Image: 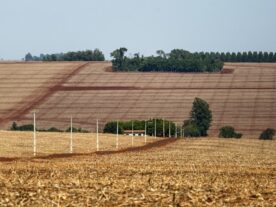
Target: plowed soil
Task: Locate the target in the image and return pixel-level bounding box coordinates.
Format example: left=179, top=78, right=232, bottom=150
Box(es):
left=0, top=62, right=275, bottom=137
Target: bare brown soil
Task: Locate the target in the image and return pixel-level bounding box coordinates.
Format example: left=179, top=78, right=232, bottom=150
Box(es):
left=0, top=62, right=275, bottom=137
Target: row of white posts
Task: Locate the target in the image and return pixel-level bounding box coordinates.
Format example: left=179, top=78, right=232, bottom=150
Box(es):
left=32, top=112, right=184, bottom=156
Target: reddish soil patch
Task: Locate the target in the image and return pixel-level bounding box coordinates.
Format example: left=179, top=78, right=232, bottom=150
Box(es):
left=221, top=68, right=234, bottom=74
left=0, top=62, right=90, bottom=124
left=96, top=138, right=178, bottom=155
left=0, top=138, right=177, bottom=162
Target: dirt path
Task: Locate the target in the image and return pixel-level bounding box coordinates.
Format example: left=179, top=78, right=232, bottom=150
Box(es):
left=0, top=62, right=90, bottom=125
left=0, top=138, right=177, bottom=162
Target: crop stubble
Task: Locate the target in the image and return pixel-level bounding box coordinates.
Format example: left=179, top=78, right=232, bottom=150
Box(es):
left=0, top=138, right=275, bottom=206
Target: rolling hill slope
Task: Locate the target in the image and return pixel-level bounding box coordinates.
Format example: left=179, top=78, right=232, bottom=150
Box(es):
left=0, top=62, right=275, bottom=137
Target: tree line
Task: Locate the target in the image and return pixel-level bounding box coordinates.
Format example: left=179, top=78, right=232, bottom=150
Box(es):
left=218, top=51, right=276, bottom=62
left=24, top=49, right=105, bottom=61
left=103, top=119, right=177, bottom=137
left=111, top=48, right=276, bottom=73
left=111, top=48, right=224, bottom=73
left=103, top=97, right=275, bottom=140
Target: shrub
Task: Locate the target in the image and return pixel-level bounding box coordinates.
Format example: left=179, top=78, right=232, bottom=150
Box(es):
left=103, top=122, right=124, bottom=134
left=259, top=128, right=275, bottom=140
left=65, top=127, right=89, bottom=133
left=219, top=126, right=242, bottom=139
left=10, top=122, right=18, bottom=131
left=183, top=124, right=201, bottom=137
left=47, top=127, right=63, bottom=132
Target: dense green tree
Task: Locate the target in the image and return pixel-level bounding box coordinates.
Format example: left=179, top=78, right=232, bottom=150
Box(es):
left=242, top=52, right=248, bottom=62
left=111, top=48, right=128, bottom=70
left=263, top=52, right=269, bottom=62
left=219, top=126, right=242, bottom=138
left=225, top=52, right=231, bottom=62
left=237, top=52, right=242, bottom=62
left=103, top=119, right=176, bottom=137
left=252, top=51, right=258, bottom=62
left=182, top=98, right=212, bottom=137
left=268, top=52, right=274, bottom=62
left=258, top=52, right=264, bottom=62
left=24, top=49, right=105, bottom=62
left=188, top=98, right=212, bottom=136
left=259, top=128, right=275, bottom=140
left=103, top=121, right=124, bottom=134
left=10, top=122, right=18, bottom=130
left=247, top=51, right=253, bottom=62
left=273, top=52, right=276, bottom=62
left=25, top=53, right=33, bottom=61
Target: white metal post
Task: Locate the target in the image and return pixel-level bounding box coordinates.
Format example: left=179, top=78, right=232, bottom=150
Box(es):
left=154, top=119, right=157, bottom=139
left=116, top=120, right=119, bottom=150
left=70, top=117, right=73, bottom=153
left=96, top=119, right=99, bottom=151
left=145, top=120, right=147, bottom=144
left=33, top=112, right=36, bottom=156
left=131, top=120, right=134, bottom=146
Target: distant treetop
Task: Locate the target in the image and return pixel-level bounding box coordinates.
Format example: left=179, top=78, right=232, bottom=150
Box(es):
left=24, top=49, right=105, bottom=61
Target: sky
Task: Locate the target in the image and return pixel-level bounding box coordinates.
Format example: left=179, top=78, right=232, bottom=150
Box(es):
left=0, top=0, right=276, bottom=60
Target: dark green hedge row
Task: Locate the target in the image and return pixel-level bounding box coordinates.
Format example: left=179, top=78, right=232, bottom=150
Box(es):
left=25, top=49, right=105, bottom=61
left=111, top=48, right=223, bottom=73
left=103, top=119, right=177, bottom=137
left=10, top=122, right=89, bottom=133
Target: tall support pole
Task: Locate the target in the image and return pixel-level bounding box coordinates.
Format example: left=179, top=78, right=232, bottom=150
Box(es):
left=96, top=119, right=99, bottom=151
left=169, top=121, right=171, bottom=138
left=175, top=123, right=178, bottom=139
left=145, top=120, right=147, bottom=144
left=163, top=118, right=165, bottom=138
left=116, top=120, right=119, bottom=150
left=154, top=119, right=157, bottom=139
left=33, top=112, right=36, bottom=156
left=180, top=126, right=183, bottom=138
left=131, top=120, right=134, bottom=146
left=70, top=116, right=73, bottom=153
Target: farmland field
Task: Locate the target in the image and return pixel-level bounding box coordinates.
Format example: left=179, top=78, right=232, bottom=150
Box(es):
left=0, top=130, right=156, bottom=158
left=0, top=62, right=275, bottom=137
left=0, top=137, right=275, bottom=206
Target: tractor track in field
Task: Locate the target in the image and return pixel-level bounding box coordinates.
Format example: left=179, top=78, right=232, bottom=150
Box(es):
left=0, top=62, right=90, bottom=125
left=0, top=138, right=177, bottom=162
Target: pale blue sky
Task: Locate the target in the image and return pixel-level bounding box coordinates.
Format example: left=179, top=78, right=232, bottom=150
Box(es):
left=0, top=0, right=276, bottom=60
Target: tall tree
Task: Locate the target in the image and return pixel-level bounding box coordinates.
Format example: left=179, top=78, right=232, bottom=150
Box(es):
left=110, top=47, right=128, bottom=70
left=189, top=97, right=212, bottom=136
left=25, top=53, right=33, bottom=61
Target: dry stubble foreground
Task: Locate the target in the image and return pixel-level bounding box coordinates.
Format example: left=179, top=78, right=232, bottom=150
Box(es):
left=0, top=138, right=275, bottom=206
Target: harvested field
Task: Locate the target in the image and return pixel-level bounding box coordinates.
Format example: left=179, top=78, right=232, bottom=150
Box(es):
left=0, top=131, right=156, bottom=158
left=0, top=138, right=275, bottom=206
left=0, top=62, right=275, bottom=137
